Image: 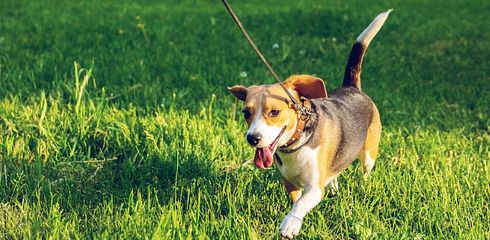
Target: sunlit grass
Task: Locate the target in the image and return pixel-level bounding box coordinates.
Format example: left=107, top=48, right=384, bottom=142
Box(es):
left=0, top=0, right=489, bottom=239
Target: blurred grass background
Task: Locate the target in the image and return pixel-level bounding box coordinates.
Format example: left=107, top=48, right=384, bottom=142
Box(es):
left=0, top=0, right=488, bottom=239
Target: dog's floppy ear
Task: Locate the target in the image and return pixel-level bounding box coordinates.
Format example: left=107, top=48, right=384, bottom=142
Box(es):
left=228, top=85, right=248, bottom=101
left=285, top=75, right=327, bottom=99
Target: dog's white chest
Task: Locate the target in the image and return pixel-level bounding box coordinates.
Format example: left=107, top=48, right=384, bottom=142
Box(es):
left=276, top=146, right=320, bottom=188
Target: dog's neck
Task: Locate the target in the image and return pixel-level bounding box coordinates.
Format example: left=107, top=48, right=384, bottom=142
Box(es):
left=278, top=102, right=318, bottom=154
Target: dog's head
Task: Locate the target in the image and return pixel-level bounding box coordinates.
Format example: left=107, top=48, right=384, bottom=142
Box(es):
left=228, top=75, right=327, bottom=168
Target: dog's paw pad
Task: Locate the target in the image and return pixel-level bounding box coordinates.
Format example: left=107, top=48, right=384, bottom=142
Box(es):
left=280, top=215, right=302, bottom=239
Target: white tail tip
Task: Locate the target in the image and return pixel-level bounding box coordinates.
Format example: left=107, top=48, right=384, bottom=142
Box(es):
left=356, top=9, right=393, bottom=46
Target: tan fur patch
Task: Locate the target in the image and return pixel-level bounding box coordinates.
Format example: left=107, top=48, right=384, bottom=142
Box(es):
left=315, top=119, right=341, bottom=196
left=359, top=103, right=381, bottom=173
left=283, top=177, right=302, bottom=203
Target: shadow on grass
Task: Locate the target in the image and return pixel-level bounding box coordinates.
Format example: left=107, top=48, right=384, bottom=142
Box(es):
left=0, top=148, right=219, bottom=211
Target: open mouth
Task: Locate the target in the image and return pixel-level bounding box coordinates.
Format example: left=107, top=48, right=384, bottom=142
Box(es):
left=253, top=126, right=286, bottom=169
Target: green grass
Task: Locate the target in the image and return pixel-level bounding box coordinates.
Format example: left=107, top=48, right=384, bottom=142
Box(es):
left=0, top=0, right=489, bottom=239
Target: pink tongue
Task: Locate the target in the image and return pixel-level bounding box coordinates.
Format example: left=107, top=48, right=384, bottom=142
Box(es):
left=254, top=147, right=273, bottom=169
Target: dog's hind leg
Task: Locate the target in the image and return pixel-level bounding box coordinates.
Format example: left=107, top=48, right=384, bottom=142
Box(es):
left=359, top=104, right=381, bottom=179
left=326, top=177, right=339, bottom=197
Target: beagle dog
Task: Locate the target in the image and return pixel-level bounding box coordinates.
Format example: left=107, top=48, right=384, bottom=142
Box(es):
left=229, top=10, right=391, bottom=239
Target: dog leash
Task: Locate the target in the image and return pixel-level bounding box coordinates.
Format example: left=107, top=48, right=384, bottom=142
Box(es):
left=221, top=0, right=311, bottom=117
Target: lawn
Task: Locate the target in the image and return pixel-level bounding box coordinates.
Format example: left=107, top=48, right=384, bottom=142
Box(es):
left=0, top=0, right=488, bottom=239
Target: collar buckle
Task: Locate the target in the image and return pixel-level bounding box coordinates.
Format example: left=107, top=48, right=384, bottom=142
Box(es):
left=282, top=97, right=312, bottom=148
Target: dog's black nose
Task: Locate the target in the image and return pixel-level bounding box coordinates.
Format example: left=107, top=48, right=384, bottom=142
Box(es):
left=247, top=133, right=262, bottom=146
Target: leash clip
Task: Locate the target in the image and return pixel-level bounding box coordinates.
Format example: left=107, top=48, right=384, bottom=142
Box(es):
left=299, top=110, right=310, bottom=121
left=298, top=97, right=312, bottom=120
left=287, top=97, right=312, bottom=118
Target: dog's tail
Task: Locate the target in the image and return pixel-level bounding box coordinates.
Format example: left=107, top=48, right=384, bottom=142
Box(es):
left=343, top=10, right=392, bottom=90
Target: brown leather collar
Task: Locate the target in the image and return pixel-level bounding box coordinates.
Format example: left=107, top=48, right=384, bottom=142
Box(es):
left=282, top=98, right=311, bottom=148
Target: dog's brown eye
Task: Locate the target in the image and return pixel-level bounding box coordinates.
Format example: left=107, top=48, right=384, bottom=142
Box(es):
left=269, top=110, right=280, bottom=117
left=242, top=109, right=251, bottom=119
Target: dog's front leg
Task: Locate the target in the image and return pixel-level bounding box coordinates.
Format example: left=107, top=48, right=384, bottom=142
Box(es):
left=279, top=185, right=323, bottom=239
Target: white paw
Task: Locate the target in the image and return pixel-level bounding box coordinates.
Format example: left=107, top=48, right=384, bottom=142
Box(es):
left=279, top=215, right=302, bottom=239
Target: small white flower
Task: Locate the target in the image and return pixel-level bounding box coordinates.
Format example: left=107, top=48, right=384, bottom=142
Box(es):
left=240, top=71, right=247, bottom=78
left=272, top=43, right=280, bottom=49
left=332, top=37, right=337, bottom=42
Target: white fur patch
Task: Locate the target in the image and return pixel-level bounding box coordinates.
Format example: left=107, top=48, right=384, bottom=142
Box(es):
left=280, top=214, right=302, bottom=239
left=362, top=150, right=375, bottom=178
left=280, top=186, right=323, bottom=238
left=356, top=9, right=392, bottom=46
left=277, top=146, right=320, bottom=188
left=288, top=186, right=323, bottom=219
left=247, top=116, right=282, bottom=148
left=326, top=177, right=339, bottom=191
